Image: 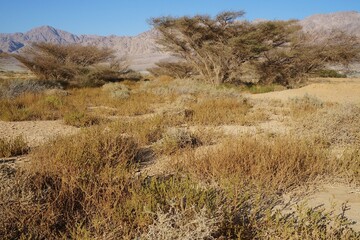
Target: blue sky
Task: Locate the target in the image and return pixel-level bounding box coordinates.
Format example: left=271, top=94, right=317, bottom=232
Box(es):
left=1, top=0, right=359, bottom=36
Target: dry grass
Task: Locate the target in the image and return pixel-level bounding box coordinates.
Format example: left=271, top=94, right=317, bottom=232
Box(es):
left=177, top=135, right=330, bottom=192
left=0, top=93, right=64, bottom=121
left=111, top=113, right=187, bottom=146
left=63, top=111, right=106, bottom=127
left=0, top=78, right=55, bottom=98
left=0, top=85, right=160, bottom=122
left=295, top=104, right=360, bottom=146
left=289, top=94, right=324, bottom=119
left=0, top=128, right=222, bottom=239
left=188, top=97, right=252, bottom=126
left=336, top=148, right=360, bottom=184
left=0, top=136, right=29, bottom=158
left=0, top=127, right=141, bottom=239
left=1, top=75, right=360, bottom=238
left=153, top=128, right=201, bottom=155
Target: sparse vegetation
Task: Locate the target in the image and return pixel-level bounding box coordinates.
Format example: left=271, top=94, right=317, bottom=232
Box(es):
left=63, top=111, right=104, bottom=127
left=295, top=104, right=360, bottom=145
left=0, top=79, right=57, bottom=98
left=154, top=128, right=200, bottom=155
left=0, top=136, right=29, bottom=158
left=289, top=94, right=324, bottom=119
left=1, top=9, right=360, bottom=240
left=188, top=97, right=252, bottom=125
left=177, top=135, right=329, bottom=192
left=13, top=43, right=128, bottom=86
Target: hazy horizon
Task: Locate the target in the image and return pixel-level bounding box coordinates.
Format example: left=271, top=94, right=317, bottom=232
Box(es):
left=0, top=0, right=360, bottom=36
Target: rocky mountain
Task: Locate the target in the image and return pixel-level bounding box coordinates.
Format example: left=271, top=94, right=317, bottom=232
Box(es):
left=0, top=25, right=172, bottom=71
left=300, top=11, right=360, bottom=37
left=0, top=11, right=359, bottom=71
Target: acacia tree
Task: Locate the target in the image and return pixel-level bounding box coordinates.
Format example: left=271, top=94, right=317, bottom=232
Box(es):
left=14, top=43, right=127, bottom=84
left=256, top=30, right=360, bottom=85
left=148, top=61, right=194, bottom=79
left=150, top=11, right=360, bottom=85
left=150, top=11, right=245, bottom=84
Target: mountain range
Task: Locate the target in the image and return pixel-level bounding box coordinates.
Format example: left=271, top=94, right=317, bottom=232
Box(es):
left=0, top=11, right=359, bottom=71
left=0, top=26, right=172, bottom=71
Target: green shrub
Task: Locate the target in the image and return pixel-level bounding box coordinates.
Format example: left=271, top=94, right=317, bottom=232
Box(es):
left=316, top=69, right=347, bottom=78
left=245, top=84, right=284, bottom=94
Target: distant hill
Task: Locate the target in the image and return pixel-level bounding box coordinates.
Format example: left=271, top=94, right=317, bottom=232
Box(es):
left=0, top=26, right=173, bottom=71
left=300, top=11, right=360, bottom=37
left=0, top=11, right=359, bottom=72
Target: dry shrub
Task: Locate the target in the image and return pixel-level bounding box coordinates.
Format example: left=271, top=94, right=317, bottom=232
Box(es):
left=0, top=136, right=29, bottom=158
left=253, top=203, right=358, bottom=239
left=0, top=79, right=56, bottom=98
left=0, top=128, right=140, bottom=239
left=0, top=85, right=159, bottom=122
left=140, top=179, right=358, bottom=239
left=142, top=206, right=221, bottom=240
left=114, top=93, right=156, bottom=116
left=102, top=82, right=130, bottom=99
left=63, top=111, right=105, bottom=127
left=296, top=104, right=360, bottom=146
left=66, top=87, right=157, bottom=117
left=112, top=113, right=187, bottom=146
left=0, top=131, right=222, bottom=239
left=289, top=94, right=324, bottom=119
left=337, top=148, right=360, bottom=184
left=148, top=61, right=194, bottom=79
left=179, top=135, right=329, bottom=192
left=13, top=43, right=127, bottom=85
left=0, top=93, right=64, bottom=121
left=1, top=128, right=358, bottom=238
left=188, top=97, right=252, bottom=125
left=154, top=128, right=200, bottom=155
left=138, top=77, right=240, bottom=99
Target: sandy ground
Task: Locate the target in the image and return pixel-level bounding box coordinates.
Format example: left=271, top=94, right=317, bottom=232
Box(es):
left=249, top=78, right=360, bottom=230
left=250, top=78, right=360, bottom=104
left=0, top=120, right=79, bottom=148
left=305, top=184, right=360, bottom=231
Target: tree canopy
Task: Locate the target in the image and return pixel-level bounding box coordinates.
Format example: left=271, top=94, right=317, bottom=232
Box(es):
left=149, top=11, right=360, bottom=85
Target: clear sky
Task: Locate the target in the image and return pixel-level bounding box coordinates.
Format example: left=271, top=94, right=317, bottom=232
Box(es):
left=1, top=0, right=359, bottom=36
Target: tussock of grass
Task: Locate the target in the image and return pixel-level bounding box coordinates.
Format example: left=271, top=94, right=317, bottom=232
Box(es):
left=289, top=94, right=324, bottom=119
left=111, top=113, right=188, bottom=146
left=1, top=129, right=359, bottom=238
left=0, top=93, right=64, bottom=121
left=138, top=77, right=241, bottom=99
left=0, top=128, right=221, bottom=238
left=337, top=148, right=360, bottom=184
left=63, top=111, right=105, bottom=127
left=0, top=136, right=29, bottom=158
left=1, top=128, right=140, bottom=239
left=153, top=128, right=200, bottom=155
left=178, top=135, right=329, bottom=192
left=297, top=104, right=360, bottom=146
left=188, top=97, right=252, bottom=125
left=0, top=85, right=159, bottom=122
left=0, top=79, right=54, bottom=98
